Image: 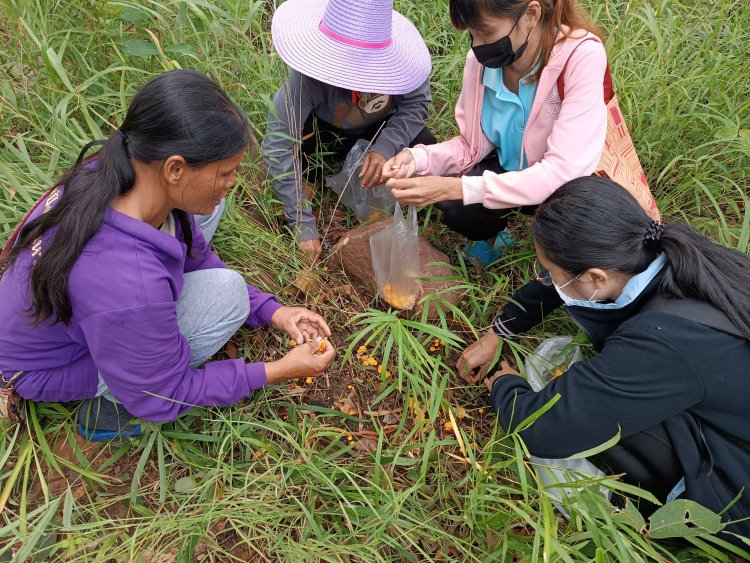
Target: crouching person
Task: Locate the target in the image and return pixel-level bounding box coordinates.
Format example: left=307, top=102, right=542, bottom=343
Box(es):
left=459, top=177, right=750, bottom=545
left=0, top=70, right=335, bottom=440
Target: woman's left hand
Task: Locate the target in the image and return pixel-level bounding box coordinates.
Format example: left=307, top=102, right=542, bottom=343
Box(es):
left=271, top=306, right=332, bottom=343
left=386, top=176, right=463, bottom=206
left=484, top=360, right=520, bottom=391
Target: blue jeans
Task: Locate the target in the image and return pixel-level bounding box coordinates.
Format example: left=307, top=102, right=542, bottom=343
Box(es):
left=97, top=200, right=248, bottom=399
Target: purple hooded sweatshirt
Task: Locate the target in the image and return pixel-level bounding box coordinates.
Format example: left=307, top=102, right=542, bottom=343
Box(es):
left=0, top=187, right=283, bottom=421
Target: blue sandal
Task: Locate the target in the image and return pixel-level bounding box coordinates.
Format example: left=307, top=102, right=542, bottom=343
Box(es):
left=463, top=231, right=515, bottom=267
left=77, top=397, right=141, bottom=441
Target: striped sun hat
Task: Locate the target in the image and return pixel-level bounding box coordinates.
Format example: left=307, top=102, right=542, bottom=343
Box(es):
left=271, top=0, right=432, bottom=95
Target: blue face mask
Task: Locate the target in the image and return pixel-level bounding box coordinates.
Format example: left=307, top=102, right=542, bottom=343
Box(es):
left=555, top=254, right=668, bottom=310
left=553, top=274, right=601, bottom=305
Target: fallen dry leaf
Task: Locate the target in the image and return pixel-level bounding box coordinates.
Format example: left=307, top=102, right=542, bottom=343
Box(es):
left=286, top=386, right=307, bottom=398
left=355, top=436, right=379, bottom=454
left=363, top=408, right=403, bottom=418
left=225, top=341, right=239, bottom=359
left=382, top=412, right=400, bottom=425
left=292, top=270, right=319, bottom=295
left=333, top=396, right=358, bottom=416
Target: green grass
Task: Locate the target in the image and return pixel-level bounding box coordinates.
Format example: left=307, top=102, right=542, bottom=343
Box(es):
left=1, top=0, right=749, bottom=560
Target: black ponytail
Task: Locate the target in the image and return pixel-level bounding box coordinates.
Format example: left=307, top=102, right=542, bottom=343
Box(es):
left=657, top=223, right=750, bottom=338
left=532, top=176, right=750, bottom=339
left=1, top=69, right=249, bottom=325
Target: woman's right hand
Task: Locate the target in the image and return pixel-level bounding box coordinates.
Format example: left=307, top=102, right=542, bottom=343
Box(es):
left=381, top=150, right=417, bottom=181
left=456, top=331, right=500, bottom=384
left=265, top=338, right=336, bottom=384
left=299, top=237, right=323, bottom=263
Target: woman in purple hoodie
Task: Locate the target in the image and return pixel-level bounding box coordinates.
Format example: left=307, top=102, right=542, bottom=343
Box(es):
left=0, top=70, right=336, bottom=440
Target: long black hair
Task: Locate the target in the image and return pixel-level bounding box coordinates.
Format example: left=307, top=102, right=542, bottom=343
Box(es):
left=532, top=176, right=750, bottom=339
left=1, top=69, right=250, bottom=325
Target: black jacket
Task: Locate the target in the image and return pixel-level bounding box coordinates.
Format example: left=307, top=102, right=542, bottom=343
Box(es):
left=490, top=274, right=750, bottom=541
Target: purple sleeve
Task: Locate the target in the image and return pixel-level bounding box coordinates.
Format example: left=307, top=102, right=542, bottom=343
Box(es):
left=183, top=214, right=283, bottom=329
left=78, top=303, right=268, bottom=422
left=246, top=286, right=283, bottom=329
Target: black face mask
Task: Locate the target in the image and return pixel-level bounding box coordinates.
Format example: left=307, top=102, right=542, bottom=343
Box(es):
left=471, top=15, right=531, bottom=69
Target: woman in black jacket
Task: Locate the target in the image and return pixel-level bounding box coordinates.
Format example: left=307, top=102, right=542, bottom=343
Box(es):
left=458, top=176, right=750, bottom=544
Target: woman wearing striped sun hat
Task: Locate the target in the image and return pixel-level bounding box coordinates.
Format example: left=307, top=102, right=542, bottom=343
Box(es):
left=261, top=0, right=435, bottom=260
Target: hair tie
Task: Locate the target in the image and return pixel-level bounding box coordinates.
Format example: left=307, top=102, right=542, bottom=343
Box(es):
left=644, top=220, right=664, bottom=245
left=116, top=128, right=129, bottom=143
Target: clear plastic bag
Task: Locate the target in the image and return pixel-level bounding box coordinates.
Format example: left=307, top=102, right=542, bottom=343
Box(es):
left=370, top=202, right=420, bottom=310
left=325, top=139, right=396, bottom=222
left=524, top=337, right=609, bottom=517
left=524, top=336, right=583, bottom=392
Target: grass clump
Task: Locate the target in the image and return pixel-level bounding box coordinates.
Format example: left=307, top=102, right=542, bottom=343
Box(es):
left=1, top=0, right=749, bottom=560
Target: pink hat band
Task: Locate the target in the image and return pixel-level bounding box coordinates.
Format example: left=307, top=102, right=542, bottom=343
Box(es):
left=318, top=21, right=393, bottom=49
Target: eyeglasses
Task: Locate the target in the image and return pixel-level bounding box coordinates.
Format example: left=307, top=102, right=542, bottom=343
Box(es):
left=533, top=260, right=553, bottom=286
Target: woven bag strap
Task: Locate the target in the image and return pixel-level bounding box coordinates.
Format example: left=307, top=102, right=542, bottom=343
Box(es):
left=556, top=38, right=614, bottom=104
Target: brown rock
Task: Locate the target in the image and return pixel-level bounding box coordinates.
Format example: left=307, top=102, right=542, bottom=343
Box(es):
left=329, top=219, right=463, bottom=319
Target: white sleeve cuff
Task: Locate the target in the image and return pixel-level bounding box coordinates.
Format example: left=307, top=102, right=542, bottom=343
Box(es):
left=462, top=175, right=486, bottom=206
left=405, top=147, right=429, bottom=175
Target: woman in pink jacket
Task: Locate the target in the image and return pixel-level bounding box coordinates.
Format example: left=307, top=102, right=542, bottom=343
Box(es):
left=382, top=0, right=608, bottom=265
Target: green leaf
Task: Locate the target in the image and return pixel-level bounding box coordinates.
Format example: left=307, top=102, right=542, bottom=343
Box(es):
left=0, top=0, right=18, bottom=20
left=512, top=393, right=561, bottom=433
left=714, top=126, right=738, bottom=140
left=566, top=426, right=621, bottom=460
left=32, top=532, right=58, bottom=561
left=62, top=487, right=74, bottom=529
left=44, top=46, right=74, bottom=92
left=165, top=43, right=198, bottom=57
left=648, top=499, right=724, bottom=539
left=612, top=500, right=647, bottom=531
left=131, top=430, right=157, bottom=504
left=174, top=476, right=199, bottom=494
left=119, top=6, right=152, bottom=25
left=13, top=496, right=61, bottom=561
left=157, top=433, right=166, bottom=504
left=130, top=503, right=156, bottom=518
left=122, top=39, right=160, bottom=57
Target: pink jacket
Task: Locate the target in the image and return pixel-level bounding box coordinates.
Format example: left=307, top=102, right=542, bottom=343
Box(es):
left=410, top=29, right=608, bottom=209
